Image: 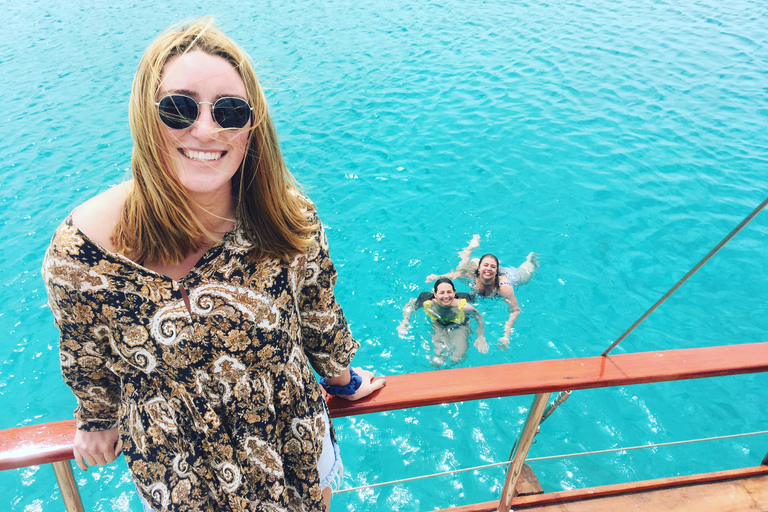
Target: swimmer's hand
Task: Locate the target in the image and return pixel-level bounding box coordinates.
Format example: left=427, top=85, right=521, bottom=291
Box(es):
left=498, top=335, right=511, bottom=351
left=396, top=322, right=409, bottom=338
left=334, top=367, right=387, bottom=402
left=425, top=274, right=440, bottom=284
left=474, top=335, right=489, bottom=354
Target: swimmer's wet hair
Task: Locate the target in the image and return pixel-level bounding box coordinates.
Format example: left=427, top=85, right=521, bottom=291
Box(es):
left=433, top=277, right=456, bottom=293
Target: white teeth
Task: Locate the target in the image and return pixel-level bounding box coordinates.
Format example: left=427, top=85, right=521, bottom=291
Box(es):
left=181, top=149, right=223, bottom=161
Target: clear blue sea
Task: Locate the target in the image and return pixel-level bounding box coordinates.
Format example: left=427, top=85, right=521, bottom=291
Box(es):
left=2, top=0, right=767, bottom=510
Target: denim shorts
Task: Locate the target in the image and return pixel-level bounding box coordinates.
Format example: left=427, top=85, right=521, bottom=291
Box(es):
left=317, top=402, right=343, bottom=489
left=136, top=406, right=342, bottom=511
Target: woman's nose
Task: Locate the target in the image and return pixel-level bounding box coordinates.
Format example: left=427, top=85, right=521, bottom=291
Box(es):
left=190, top=103, right=218, bottom=139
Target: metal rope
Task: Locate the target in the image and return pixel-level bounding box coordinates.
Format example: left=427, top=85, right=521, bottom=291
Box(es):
left=526, top=429, right=768, bottom=462
left=333, top=429, right=768, bottom=494
left=602, top=194, right=768, bottom=356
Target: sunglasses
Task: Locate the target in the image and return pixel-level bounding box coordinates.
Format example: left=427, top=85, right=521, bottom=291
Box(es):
left=155, top=94, right=253, bottom=130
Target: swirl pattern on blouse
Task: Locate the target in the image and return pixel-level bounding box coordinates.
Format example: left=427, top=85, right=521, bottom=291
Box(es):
left=42, top=208, right=359, bottom=512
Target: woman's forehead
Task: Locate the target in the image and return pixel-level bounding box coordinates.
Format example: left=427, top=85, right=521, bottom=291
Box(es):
left=160, top=50, right=246, bottom=97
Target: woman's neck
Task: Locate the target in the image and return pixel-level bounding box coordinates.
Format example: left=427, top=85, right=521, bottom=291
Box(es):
left=474, top=277, right=496, bottom=296
left=190, top=192, right=237, bottom=236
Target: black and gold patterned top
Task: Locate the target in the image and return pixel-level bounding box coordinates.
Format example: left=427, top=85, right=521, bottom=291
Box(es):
left=42, top=210, right=359, bottom=512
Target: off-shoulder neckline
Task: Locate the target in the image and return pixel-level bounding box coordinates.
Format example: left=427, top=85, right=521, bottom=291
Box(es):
left=64, top=214, right=235, bottom=285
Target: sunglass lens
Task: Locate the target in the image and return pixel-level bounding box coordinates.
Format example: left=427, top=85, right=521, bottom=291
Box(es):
left=157, top=95, right=198, bottom=130
left=213, top=98, right=251, bottom=129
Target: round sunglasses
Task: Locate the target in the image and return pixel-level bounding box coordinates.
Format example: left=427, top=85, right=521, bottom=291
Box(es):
left=155, top=94, right=253, bottom=130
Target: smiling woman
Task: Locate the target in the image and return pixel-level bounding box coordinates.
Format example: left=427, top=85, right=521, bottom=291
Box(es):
left=156, top=50, right=251, bottom=203
left=398, top=278, right=487, bottom=366
left=40, top=19, right=385, bottom=512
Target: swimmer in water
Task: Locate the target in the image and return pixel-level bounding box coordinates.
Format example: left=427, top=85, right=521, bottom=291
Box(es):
left=426, top=235, right=539, bottom=349
left=398, top=278, right=487, bottom=367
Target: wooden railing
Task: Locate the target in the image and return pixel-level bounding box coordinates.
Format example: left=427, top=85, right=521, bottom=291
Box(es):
left=3, top=342, right=768, bottom=511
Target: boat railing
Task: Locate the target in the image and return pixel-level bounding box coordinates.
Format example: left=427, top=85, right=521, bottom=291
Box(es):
left=3, top=341, right=768, bottom=512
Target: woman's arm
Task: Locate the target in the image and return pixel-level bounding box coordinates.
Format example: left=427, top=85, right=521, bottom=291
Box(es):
left=325, top=366, right=386, bottom=401
left=464, top=304, right=488, bottom=354
left=397, top=298, right=419, bottom=337
left=498, top=284, right=521, bottom=348
left=426, top=270, right=459, bottom=283
left=297, top=218, right=385, bottom=400
left=43, top=221, right=124, bottom=470
left=426, top=235, right=482, bottom=283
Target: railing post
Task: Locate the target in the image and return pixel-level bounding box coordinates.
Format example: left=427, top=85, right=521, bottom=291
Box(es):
left=51, top=460, right=84, bottom=512
left=497, top=392, right=550, bottom=512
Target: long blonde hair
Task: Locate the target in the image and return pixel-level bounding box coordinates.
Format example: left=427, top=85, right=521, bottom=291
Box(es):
left=112, top=18, right=316, bottom=264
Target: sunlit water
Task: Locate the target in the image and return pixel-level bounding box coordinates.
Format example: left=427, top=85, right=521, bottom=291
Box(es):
left=2, top=0, right=767, bottom=510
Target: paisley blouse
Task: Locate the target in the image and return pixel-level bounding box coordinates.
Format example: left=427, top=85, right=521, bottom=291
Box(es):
left=42, top=211, right=359, bottom=512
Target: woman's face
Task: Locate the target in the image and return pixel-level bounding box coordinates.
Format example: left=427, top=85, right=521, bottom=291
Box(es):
left=158, top=50, right=251, bottom=201
left=478, top=256, right=498, bottom=281
left=434, top=283, right=456, bottom=305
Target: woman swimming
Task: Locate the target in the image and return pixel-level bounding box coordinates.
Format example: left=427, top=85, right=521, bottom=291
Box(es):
left=426, top=235, right=539, bottom=348
left=398, top=278, right=487, bottom=366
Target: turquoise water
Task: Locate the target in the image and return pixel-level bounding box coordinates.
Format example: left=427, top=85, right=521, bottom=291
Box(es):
left=2, top=0, right=768, bottom=510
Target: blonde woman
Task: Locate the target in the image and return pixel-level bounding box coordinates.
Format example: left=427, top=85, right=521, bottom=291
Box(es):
left=42, top=19, right=384, bottom=512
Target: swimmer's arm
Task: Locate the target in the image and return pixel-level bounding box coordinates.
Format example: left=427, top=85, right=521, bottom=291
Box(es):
left=426, top=270, right=458, bottom=283
left=498, top=285, right=521, bottom=349
left=397, top=298, right=419, bottom=337
left=464, top=304, right=488, bottom=354
left=425, top=268, right=474, bottom=283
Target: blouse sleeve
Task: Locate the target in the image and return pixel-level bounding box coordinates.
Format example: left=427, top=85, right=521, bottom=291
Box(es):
left=42, top=224, right=121, bottom=431
left=297, top=220, right=360, bottom=379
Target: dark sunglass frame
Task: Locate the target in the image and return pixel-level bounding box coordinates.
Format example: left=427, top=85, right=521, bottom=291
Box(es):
left=155, top=94, right=253, bottom=130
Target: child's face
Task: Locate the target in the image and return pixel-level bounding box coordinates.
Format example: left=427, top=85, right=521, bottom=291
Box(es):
left=434, top=283, right=456, bottom=305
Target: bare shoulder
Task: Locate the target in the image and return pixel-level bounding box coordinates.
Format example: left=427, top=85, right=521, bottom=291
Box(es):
left=71, top=182, right=131, bottom=252
left=498, top=283, right=520, bottom=306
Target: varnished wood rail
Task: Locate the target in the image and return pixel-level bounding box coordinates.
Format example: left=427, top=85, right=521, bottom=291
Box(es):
left=327, top=341, right=768, bottom=417
left=3, top=342, right=768, bottom=511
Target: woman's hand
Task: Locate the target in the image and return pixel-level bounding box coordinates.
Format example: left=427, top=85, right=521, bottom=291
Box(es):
left=474, top=335, right=489, bottom=354
left=73, top=428, right=122, bottom=471
left=334, top=367, right=386, bottom=402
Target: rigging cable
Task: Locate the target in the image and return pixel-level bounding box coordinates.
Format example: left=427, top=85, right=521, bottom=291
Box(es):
left=602, top=195, right=768, bottom=356
left=333, top=429, right=768, bottom=494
